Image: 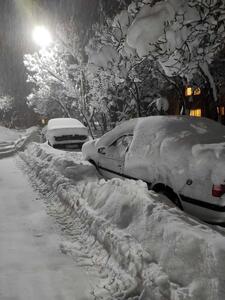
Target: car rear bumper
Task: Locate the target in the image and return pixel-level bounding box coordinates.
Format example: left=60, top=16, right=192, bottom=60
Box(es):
left=181, top=194, right=225, bottom=223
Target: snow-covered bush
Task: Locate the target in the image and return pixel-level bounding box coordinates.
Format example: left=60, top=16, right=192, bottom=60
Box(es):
left=24, top=21, right=94, bottom=133
left=0, top=95, right=15, bottom=127
left=86, top=0, right=225, bottom=117
left=147, top=96, right=170, bottom=115
left=0, top=95, right=13, bottom=113
left=24, top=45, right=79, bottom=118
left=126, top=0, right=225, bottom=102
left=86, top=15, right=169, bottom=128
left=24, top=0, right=225, bottom=132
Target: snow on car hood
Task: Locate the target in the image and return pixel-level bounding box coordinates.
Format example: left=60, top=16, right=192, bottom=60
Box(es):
left=125, top=116, right=225, bottom=195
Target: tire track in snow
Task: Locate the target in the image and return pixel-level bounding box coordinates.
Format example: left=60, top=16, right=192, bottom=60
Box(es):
left=16, top=156, right=138, bottom=300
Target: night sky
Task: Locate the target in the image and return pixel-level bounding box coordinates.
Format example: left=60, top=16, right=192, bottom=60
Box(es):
left=0, top=0, right=99, bottom=103
left=0, top=0, right=51, bottom=102
left=0, top=0, right=131, bottom=119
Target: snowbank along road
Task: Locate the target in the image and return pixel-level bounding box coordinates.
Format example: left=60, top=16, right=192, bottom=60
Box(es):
left=19, top=142, right=225, bottom=300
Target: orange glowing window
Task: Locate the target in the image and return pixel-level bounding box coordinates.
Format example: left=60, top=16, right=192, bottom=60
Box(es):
left=190, top=109, right=202, bottom=117
left=193, top=87, right=201, bottom=95
left=185, top=87, right=192, bottom=96
left=218, top=106, right=225, bottom=116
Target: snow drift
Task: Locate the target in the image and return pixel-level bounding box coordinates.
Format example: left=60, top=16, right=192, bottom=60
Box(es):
left=20, top=142, right=225, bottom=300
left=0, top=126, right=40, bottom=158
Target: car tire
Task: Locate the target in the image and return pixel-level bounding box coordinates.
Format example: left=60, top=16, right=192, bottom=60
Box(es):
left=152, top=184, right=183, bottom=210
left=89, top=159, right=99, bottom=170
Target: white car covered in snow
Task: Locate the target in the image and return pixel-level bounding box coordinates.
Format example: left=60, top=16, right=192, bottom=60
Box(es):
left=82, top=116, right=225, bottom=224
left=46, top=118, right=89, bottom=149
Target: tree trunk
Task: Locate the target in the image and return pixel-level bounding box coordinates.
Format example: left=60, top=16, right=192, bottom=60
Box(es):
left=80, top=110, right=94, bottom=138
left=156, top=69, right=186, bottom=114
left=129, top=83, right=141, bottom=117
left=199, top=63, right=218, bottom=121
left=79, top=71, right=94, bottom=138
left=133, top=82, right=141, bottom=117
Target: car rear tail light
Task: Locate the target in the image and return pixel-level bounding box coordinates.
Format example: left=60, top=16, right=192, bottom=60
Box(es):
left=212, top=184, right=225, bottom=197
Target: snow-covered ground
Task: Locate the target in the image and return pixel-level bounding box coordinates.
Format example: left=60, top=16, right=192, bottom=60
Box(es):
left=0, top=128, right=131, bottom=299
left=0, top=125, right=40, bottom=157
left=19, top=141, right=225, bottom=300
left=0, top=156, right=101, bottom=300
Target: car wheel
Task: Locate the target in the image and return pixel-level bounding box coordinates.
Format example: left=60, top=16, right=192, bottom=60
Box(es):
left=152, top=184, right=183, bottom=210
left=89, top=159, right=99, bottom=170
left=169, top=192, right=183, bottom=210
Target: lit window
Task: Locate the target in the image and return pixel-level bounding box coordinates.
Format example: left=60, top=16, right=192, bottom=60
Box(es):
left=217, top=106, right=225, bottom=116
left=193, top=87, right=201, bottom=95
left=185, top=87, right=192, bottom=97
left=190, top=109, right=202, bottom=117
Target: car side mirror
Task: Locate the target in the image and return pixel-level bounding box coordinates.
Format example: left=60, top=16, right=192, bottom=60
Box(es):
left=98, top=147, right=106, bottom=154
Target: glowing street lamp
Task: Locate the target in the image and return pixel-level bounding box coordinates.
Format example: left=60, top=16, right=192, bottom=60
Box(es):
left=32, top=25, right=52, bottom=48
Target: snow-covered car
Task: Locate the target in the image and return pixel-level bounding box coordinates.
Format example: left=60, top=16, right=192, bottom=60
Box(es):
left=46, top=118, right=89, bottom=149
left=82, top=116, right=225, bottom=224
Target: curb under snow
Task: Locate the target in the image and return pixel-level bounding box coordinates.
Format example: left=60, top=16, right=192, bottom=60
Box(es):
left=0, top=127, right=40, bottom=158
left=20, top=143, right=225, bottom=300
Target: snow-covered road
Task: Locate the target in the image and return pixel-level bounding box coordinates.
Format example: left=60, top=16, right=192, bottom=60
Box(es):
left=0, top=157, right=96, bottom=300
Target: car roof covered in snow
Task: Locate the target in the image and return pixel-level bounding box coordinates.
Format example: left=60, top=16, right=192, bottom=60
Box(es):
left=97, top=118, right=139, bottom=147
left=97, top=116, right=225, bottom=147
left=47, top=118, right=86, bottom=130
left=135, top=115, right=225, bottom=144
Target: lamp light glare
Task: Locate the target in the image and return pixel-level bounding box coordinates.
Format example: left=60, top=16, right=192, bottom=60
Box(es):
left=32, top=26, right=52, bottom=48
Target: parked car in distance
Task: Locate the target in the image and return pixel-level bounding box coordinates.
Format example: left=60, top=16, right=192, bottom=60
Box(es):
left=46, top=118, right=89, bottom=149
left=82, top=116, right=225, bottom=224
